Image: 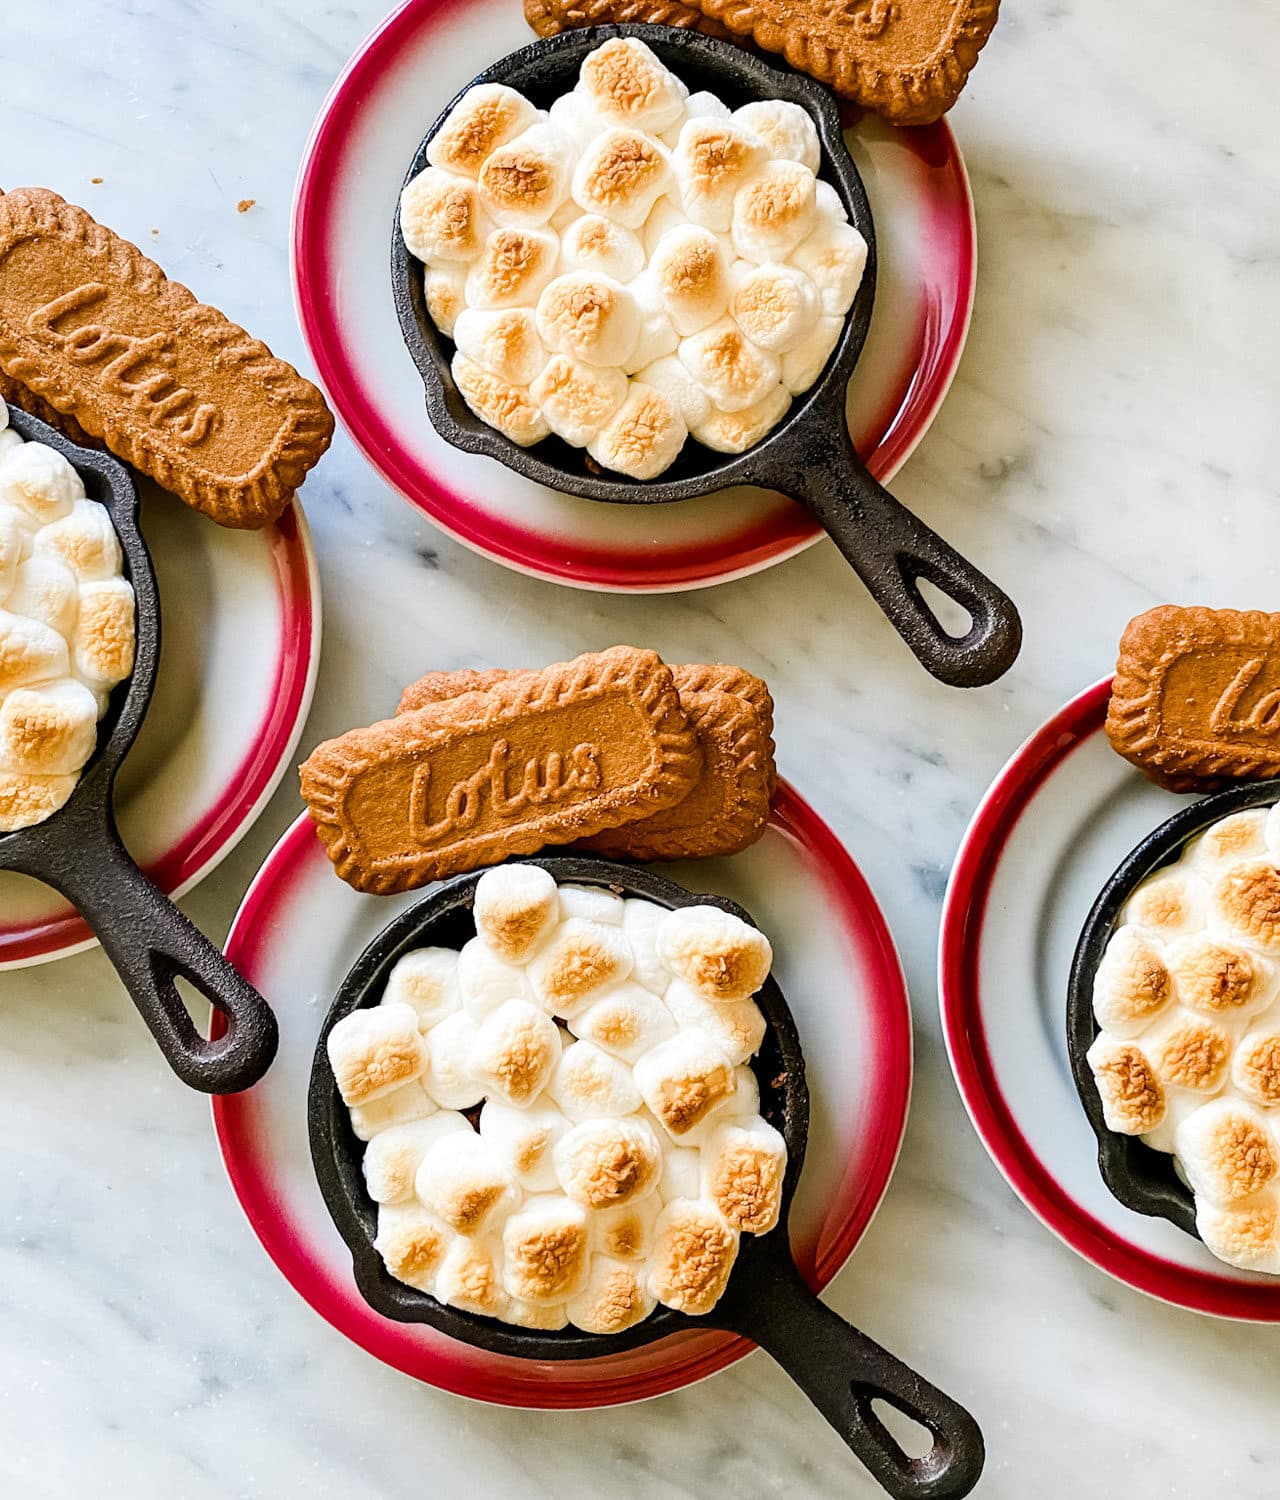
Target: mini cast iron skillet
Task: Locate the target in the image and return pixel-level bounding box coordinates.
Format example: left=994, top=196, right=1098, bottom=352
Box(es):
left=1067, top=778, right=1280, bottom=1239
left=391, top=24, right=1021, bottom=691
left=0, top=407, right=278, bottom=1094
left=311, top=854, right=984, bottom=1500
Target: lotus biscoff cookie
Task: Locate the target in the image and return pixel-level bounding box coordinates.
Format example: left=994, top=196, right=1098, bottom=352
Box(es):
left=0, top=188, right=333, bottom=528
left=1106, top=607, right=1280, bottom=792
left=301, top=648, right=703, bottom=893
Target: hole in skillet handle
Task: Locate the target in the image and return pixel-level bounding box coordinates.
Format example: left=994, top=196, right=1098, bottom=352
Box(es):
left=1066, top=777, right=1280, bottom=1239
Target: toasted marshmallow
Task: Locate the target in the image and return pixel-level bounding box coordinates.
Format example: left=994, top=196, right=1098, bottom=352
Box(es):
left=401, top=167, right=492, bottom=262
left=780, top=315, right=842, bottom=395
left=633, top=355, right=712, bottom=430
left=573, top=983, right=677, bottom=1063
left=0, top=679, right=99, bottom=776
left=33, top=499, right=121, bottom=582
left=690, top=385, right=791, bottom=454
left=1166, top=934, right=1271, bottom=1018
left=658, top=1145, right=701, bottom=1204
left=363, top=1112, right=471, bottom=1204
left=0, top=610, right=69, bottom=694
left=1175, top=1099, right=1280, bottom=1205
left=416, top=1131, right=519, bottom=1235
left=1210, top=858, right=1280, bottom=952
left=641, top=194, right=686, bottom=258
left=7, top=551, right=77, bottom=640
left=480, top=1098, right=569, bottom=1192
left=327, top=1002, right=428, bottom=1107
left=1267, top=804, right=1280, bottom=860
left=427, top=83, right=539, bottom=178
left=554, top=1115, right=662, bottom=1209
left=649, top=1198, right=739, bottom=1314
left=530, top=355, right=628, bottom=447
left=453, top=306, right=548, bottom=387
left=458, top=934, right=535, bottom=1019
left=649, top=224, right=730, bottom=336
left=1187, top=811, right=1269, bottom=873
left=1232, top=1031, right=1280, bottom=1108
left=663, top=981, right=766, bottom=1067
left=506, top=1297, right=570, bottom=1330
left=729, top=261, right=821, bottom=353
left=1091, top=926, right=1173, bottom=1037
left=0, top=771, right=76, bottom=832
left=536, top=272, right=640, bottom=369
left=793, top=217, right=868, bottom=316
left=349, top=1077, right=438, bottom=1142
left=673, top=118, right=769, bottom=232
left=436, top=1233, right=507, bottom=1317
left=528, top=916, right=634, bottom=1017
left=620, top=273, right=680, bottom=375
left=478, top=123, right=575, bottom=228
left=1122, top=868, right=1208, bottom=939
left=464, top=227, right=560, bottom=311
left=383, top=946, right=462, bottom=1030
left=623, top=897, right=673, bottom=995
left=560, top=213, right=645, bottom=282
left=587, top=382, right=688, bottom=480
left=657, top=905, right=772, bottom=1003
left=1144, top=1010, right=1233, bottom=1094
left=467, top=999, right=562, bottom=1107
left=0, top=508, right=22, bottom=604
left=550, top=1040, right=642, bottom=1121
left=374, top=1201, right=453, bottom=1293
left=421, top=1011, right=484, bottom=1109
left=71, top=579, right=135, bottom=690
left=592, top=1192, right=660, bottom=1260
left=572, top=128, right=671, bottom=230
left=1197, top=1195, right=1280, bottom=1274
left=634, top=1029, right=738, bottom=1139
left=1085, top=1034, right=1165, bottom=1135
left=568, top=1255, right=656, bottom=1333
left=0, top=442, right=83, bottom=528
left=473, top=863, right=559, bottom=962
left=733, top=100, right=821, bottom=173
left=451, top=352, right=550, bottom=446
left=726, top=1064, right=762, bottom=1119
left=678, top=318, right=780, bottom=413
left=578, top=37, right=686, bottom=135
left=558, top=882, right=624, bottom=925
left=702, top=1117, right=786, bottom=1233
left=502, top=1194, right=591, bottom=1303
left=423, top=263, right=467, bottom=337
left=731, top=161, right=817, bottom=264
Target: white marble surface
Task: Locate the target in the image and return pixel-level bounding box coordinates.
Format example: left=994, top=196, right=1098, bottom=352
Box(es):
left=2, top=1, right=1280, bottom=1495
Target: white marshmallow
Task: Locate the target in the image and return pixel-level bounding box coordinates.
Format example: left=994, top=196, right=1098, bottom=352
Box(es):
left=3, top=556, right=76, bottom=644
left=560, top=213, right=645, bottom=283
left=0, top=442, right=83, bottom=528
left=473, top=863, right=559, bottom=962
left=663, top=979, right=767, bottom=1066
left=792, top=217, right=868, bottom=317
left=657, top=905, right=772, bottom=1002
left=33, top=499, right=121, bottom=582
left=690, top=384, right=792, bottom=454
left=467, top=999, right=562, bottom=1108
left=701, top=1116, right=786, bottom=1233
left=733, top=100, right=821, bottom=172
left=672, top=118, right=769, bottom=233
left=536, top=272, right=640, bottom=369
left=780, top=315, right=843, bottom=396
left=383, top=946, right=462, bottom=1031
left=729, top=261, right=821, bottom=353
left=554, top=1115, right=662, bottom=1208
left=423, top=263, right=467, bottom=338
left=427, top=83, right=539, bottom=178
left=1090, top=926, right=1173, bottom=1038
left=415, top=1131, right=520, bottom=1236
left=327, top=1002, right=428, bottom=1107
left=567, top=1255, right=656, bottom=1333
left=374, top=1201, right=453, bottom=1294
left=435, top=1233, right=507, bottom=1317
left=349, top=1077, right=438, bottom=1142
left=620, top=272, right=679, bottom=375
left=458, top=934, right=535, bottom=1019
left=592, top=1192, right=660, bottom=1261
left=623, top=897, right=673, bottom=995
left=0, top=430, right=17, bottom=461
left=401, top=166, right=492, bottom=262
left=650, top=224, right=730, bottom=335
left=683, top=90, right=731, bottom=124
left=1267, top=804, right=1280, bottom=862
left=502, top=1194, right=591, bottom=1303
left=506, top=1297, right=570, bottom=1330
left=731, top=160, right=817, bottom=264
left=464, top=227, right=560, bottom=311
left=726, top=1064, right=762, bottom=1119
left=813, top=179, right=848, bottom=226
left=641, top=194, right=686, bottom=259
left=363, top=1112, right=471, bottom=1205
left=479, top=1098, right=569, bottom=1192
left=578, top=37, right=686, bottom=134
left=549, top=1040, right=642, bottom=1120
left=453, top=306, right=548, bottom=387
left=421, top=1011, right=485, bottom=1109
left=527, top=916, right=634, bottom=1017
left=557, top=883, right=624, bottom=925
left=450, top=352, right=551, bottom=447
left=1185, top=811, right=1270, bottom=874
left=0, top=507, right=23, bottom=606
left=547, top=90, right=605, bottom=152
left=477, top=123, right=576, bottom=228
left=633, top=354, right=712, bottom=430
left=658, top=1145, right=701, bottom=1204
left=0, top=610, right=69, bottom=694
left=0, top=679, right=99, bottom=776
left=587, top=381, right=688, bottom=481
left=530, top=355, right=628, bottom=448
left=573, top=983, right=677, bottom=1063
left=634, top=1028, right=738, bottom=1140
left=678, top=317, right=780, bottom=413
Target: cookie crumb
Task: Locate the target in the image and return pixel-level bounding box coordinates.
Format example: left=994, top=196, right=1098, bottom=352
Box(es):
left=150, top=228, right=159, bottom=236
left=237, top=198, right=256, bottom=214
left=90, top=177, right=103, bottom=185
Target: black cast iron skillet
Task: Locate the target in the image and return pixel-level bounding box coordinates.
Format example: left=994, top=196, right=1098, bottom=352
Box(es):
left=0, top=407, right=278, bottom=1094
left=391, top=24, right=1021, bottom=691
left=311, top=854, right=984, bottom=1499
left=1067, top=778, right=1280, bottom=1238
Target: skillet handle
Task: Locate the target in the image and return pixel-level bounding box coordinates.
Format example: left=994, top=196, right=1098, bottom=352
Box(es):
left=759, top=421, right=1021, bottom=688
left=714, top=1250, right=983, bottom=1499
left=33, top=819, right=278, bottom=1094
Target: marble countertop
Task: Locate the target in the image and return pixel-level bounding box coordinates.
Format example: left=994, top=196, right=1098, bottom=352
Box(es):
left=3, top=1, right=1280, bottom=1495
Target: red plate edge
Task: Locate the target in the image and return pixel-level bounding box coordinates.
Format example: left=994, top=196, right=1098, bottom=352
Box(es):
left=939, top=676, right=1280, bottom=1321
left=212, top=782, right=914, bottom=1407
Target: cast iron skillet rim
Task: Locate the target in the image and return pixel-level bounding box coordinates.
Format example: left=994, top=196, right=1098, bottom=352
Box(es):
left=390, top=23, right=877, bottom=507
left=1067, top=777, right=1280, bottom=1240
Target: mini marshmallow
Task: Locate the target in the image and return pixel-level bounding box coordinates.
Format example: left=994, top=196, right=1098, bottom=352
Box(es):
left=634, top=1029, right=738, bottom=1139
left=400, top=166, right=492, bottom=262
left=1085, top=1034, right=1165, bottom=1135
left=502, top=1194, right=591, bottom=1304
left=554, top=1115, right=662, bottom=1209
left=506, top=1297, right=570, bottom=1330
left=587, top=382, right=688, bottom=481
left=620, top=273, right=679, bottom=375
left=327, top=1002, right=428, bottom=1107
left=33, top=499, right=122, bottom=582
left=421, top=1011, right=485, bottom=1109
left=578, top=37, right=686, bottom=134
left=0, top=508, right=22, bottom=605
left=633, top=355, right=712, bottom=430
left=349, top=1077, right=438, bottom=1142
left=649, top=1198, right=739, bottom=1315
left=1091, top=926, right=1173, bottom=1037
left=560, top=213, right=645, bottom=282
left=813, top=179, right=848, bottom=227
left=4, top=557, right=77, bottom=642
left=480, top=1098, right=569, bottom=1193
left=474, top=863, right=559, bottom=962
left=664, top=980, right=766, bottom=1068
left=1187, top=811, right=1270, bottom=873
left=1166, top=934, right=1271, bottom=1019
left=536, top=272, right=640, bottom=369
left=733, top=100, right=821, bottom=173
left=1267, top=804, right=1280, bottom=860
left=71, top=579, right=135, bottom=690
left=658, top=1145, right=701, bottom=1204
left=690, top=385, right=791, bottom=454
left=527, top=916, right=633, bottom=1017
left=1148, top=1009, right=1234, bottom=1095
left=0, top=679, right=100, bottom=776
left=549, top=1040, right=642, bottom=1120
left=726, top=1064, right=762, bottom=1119
left=592, top=1192, right=660, bottom=1260
left=467, top=999, right=562, bottom=1107
left=1175, top=1098, right=1280, bottom=1205
left=792, top=217, right=868, bottom=317
left=641, top=194, right=686, bottom=259
left=0, top=771, right=76, bottom=832
left=1210, top=859, right=1280, bottom=952
left=464, top=227, right=560, bottom=311
left=547, top=90, right=605, bottom=152
left=673, top=118, right=769, bottom=233
left=1231, top=1030, right=1280, bottom=1108
left=657, top=905, right=773, bottom=1002
left=1196, top=1195, right=1280, bottom=1275
left=573, top=983, right=677, bottom=1063
left=0, top=442, right=83, bottom=528
left=1122, top=867, right=1208, bottom=938
left=623, top=897, right=674, bottom=995
left=568, top=1255, right=656, bottom=1333
left=453, top=307, right=548, bottom=387
left=0, top=610, right=70, bottom=695
left=363, top=1112, right=471, bottom=1204
left=451, top=352, right=551, bottom=447
left=780, top=315, right=843, bottom=396
left=423, top=264, right=467, bottom=337
left=415, top=1130, right=519, bottom=1235
left=702, top=1116, right=786, bottom=1233
left=731, top=160, right=817, bottom=264
left=649, top=224, right=731, bottom=336
left=427, top=83, right=539, bottom=178
left=572, top=129, right=671, bottom=229
left=435, top=1233, right=507, bottom=1317
left=458, top=935, right=535, bottom=1020
left=382, top=946, right=462, bottom=1030
left=683, top=90, right=731, bottom=124
left=558, top=883, right=624, bottom=925
left=678, top=318, right=780, bottom=413
left=0, top=430, right=17, bottom=461
left=530, top=355, right=628, bottom=448
left=374, top=1201, right=453, bottom=1293
left=729, top=262, right=821, bottom=353
left=478, top=123, right=575, bottom=228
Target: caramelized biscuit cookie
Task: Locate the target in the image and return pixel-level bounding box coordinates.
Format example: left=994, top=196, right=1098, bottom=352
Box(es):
left=525, top=0, right=734, bottom=42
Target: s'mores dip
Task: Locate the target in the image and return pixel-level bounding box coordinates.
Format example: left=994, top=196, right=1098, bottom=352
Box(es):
left=326, top=865, right=787, bottom=1332
left=1087, top=806, right=1280, bottom=1272
left=0, top=399, right=135, bottom=832
left=399, top=36, right=867, bottom=478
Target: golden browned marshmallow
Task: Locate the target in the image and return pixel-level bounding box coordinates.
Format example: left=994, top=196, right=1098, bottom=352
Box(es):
left=535, top=272, right=640, bottom=369
left=633, top=1029, right=738, bottom=1139
left=567, top=1255, right=656, bottom=1334
left=1197, top=1196, right=1280, bottom=1273
left=729, top=262, right=821, bottom=354
left=1085, top=1034, right=1165, bottom=1135
left=649, top=1198, right=739, bottom=1315
left=436, top=1234, right=506, bottom=1317
left=548, top=1040, right=643, bottom=1121
left=578, top=37, right=686, bottom=135
left=1122, top=868, right=1207, bottom=938
left=477, top=123, right=575, bottom=228
left=1091, top=926, right=1173, bottom=1036
left=657, top=905, right=772, bottom=1003
left=530, top=354, right=628, bottom=449
left=553, top=1115, right=662, bottom=1209
left=792, top=216, right=868, bottom=317
left=415, top=1131, right=519, bottom=1235
left=479, top=1098, right=568, bottom=1193
left=382, top=946, right=462, bottom=1030
left=374, top=1201, right=453, bottom=1293
left=527, top=917, right=634, bottom=1018
left=672, top=117, right=769, bottom=233
left=731, top=161, right=817, bottom=264
left=1232, top=1031, right=1280, bottom=1108
left=33, top=499, right=122, bottom=581
left=400, top=166, right=493, bottom=262
left=453, top=307, right=548, bottom=388
left=466, top=999, right=562, bottom=1107
left=1175, top=1099, right=1280, bottom=1204
left=663, top=980, right=766, bottom=1068
left=426, top=83, right=539, bottom=179
left=1210, top=858, right=1280, bottom=951
left=1190, top=811, right=1270, bottom=870
left=0, top=442, right=83, bottom=527
left=678, top=318, right=780, bottom=414
left=0, top=610, right=70, bottom=694
left=0, top=679, right=99, bottom=776
left=501, top=1194, right=591, bottom=1303
left=1146, top=1013, right=1233, bottom=1094
left=592, top=1193, right=660, bottom=1261
left=690, top=385, right=792, bottom=455
left=72, top=579, right=135, bottom=690
left=572, top=983, right=677, bottom=1063
left=1165, top=934, right=1268, bottom=1016
left=349, top=1077, right=437, bottom=1142
left=702, top=1117, right=786, bottom=1234
left=327, top=1002, right=429, bottom=1107
left=451, top=352, right=551, bottom=447
left=649, top=225, right=730, bottom=336
left=505, top=1297, right=570, bottom=1330
left=571, top=128, right=672, bottom=230
left=0, top=771, right=77, bottom=832
left=472, top=863, right=559, bottom=963
left=633, top=354, right=712, bottom=430
left=732, top=101, right=821, bottom=173
left=424, top=264, right=467, bottom=338
left=464, top=227, right=561, bottom=311
left=587, top=382, right=688, bottom=482
left=362, top=1112, right=470, bottom=1205
left=560, top=213, right=645, bottom=283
